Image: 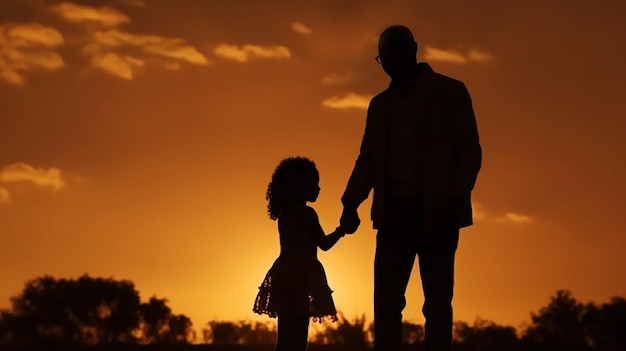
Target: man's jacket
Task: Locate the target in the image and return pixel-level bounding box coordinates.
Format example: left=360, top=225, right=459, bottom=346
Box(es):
left=342, top=63, right=482, bottom=230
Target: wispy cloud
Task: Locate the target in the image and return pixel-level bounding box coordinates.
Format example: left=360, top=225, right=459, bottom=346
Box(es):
left=501, top=212, right=532, bottom=224
left=467, top=49, right=493, bottom=62
left=89, top=29, right=209, bottom=64
left=86, top=31, right=204, bottom=76
left=291, top=22, right=312, bottom=35
left=5, top=22, right=64, bottom=47
left=0, top=22, right=65, bottom=85
left=472, top=202, right=532, bottom=224
left=51, top=2, right=130, bottom=27
left=0, top=186, right=9, bottom=204
left=424, top=46, right=493, bottom=64
left=322, top=92, right=372, bottom=110
left=46, top=2, right=210, bottom=80
left=0, top=163, right=65, bottom=190
left=89, top=52, right=144, bottom=80
left=472, top=202, right=487, bottom=221
left=213, top=44, right=291, bottom=63
left=321, top=70, right=360, bottom=86
left=82, top=29, right=209, bottom=78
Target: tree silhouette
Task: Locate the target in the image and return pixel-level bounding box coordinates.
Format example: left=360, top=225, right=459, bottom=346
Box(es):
left=402, top=321, right=425, bottom=345
left=203, top=320, right=276, bottom=345
left=583, top=296, right=626, bottom=351
left=0, top=275, right=193, bottom=347
left=205, top=321, right=239, bottom=344
left=3, top=280, right=626, bottom=350
left=311, top=312, right=369, bottom=348
left=236, top=321, right=277, bottom=345
left=137, top=297, right=195, bottom=344
left=521, top=289, right=590, bottom=351
left=453, top=318, right=519, bottom=351
left=165, top=315, right=195, bottom=344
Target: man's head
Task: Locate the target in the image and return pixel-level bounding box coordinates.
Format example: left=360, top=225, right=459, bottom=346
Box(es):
left=377, top=25, right=418, bottom=79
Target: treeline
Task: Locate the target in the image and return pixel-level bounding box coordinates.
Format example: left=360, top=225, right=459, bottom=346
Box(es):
left=0, top=275, right=194, bottom=347
left=0, top=275, right=624, bottom=351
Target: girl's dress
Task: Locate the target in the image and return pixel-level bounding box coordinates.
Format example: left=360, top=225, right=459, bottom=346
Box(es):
left=253, top=205, right=338, bottom=322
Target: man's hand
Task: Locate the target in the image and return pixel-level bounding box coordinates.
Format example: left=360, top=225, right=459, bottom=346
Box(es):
left=339, top=206, right=360, bottom=234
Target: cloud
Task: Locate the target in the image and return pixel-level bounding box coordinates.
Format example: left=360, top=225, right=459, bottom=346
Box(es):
left=424, top=46, right=466, bottom=64
left=423, top=46, right=493, bottom=64
left=0, top=70, right=24, bottom=85
left=0, top=187, right=9, bottom=204
left=91, top=30, right=209, bottom=64
left=90, top=52, right=144, bottom=79
left=50, top=2, right=205, bottom=65
left=322, top=92, right=372, bottom=110
left=50, top=2, right=130, bottom=27
left=5, top=22, right=64, bottom=47
left=82, top=29, right=209, bottom=79
left=502, top=212, right=532, bottom=224
left=471, top=202, right=486, bottom=221
left=472, top=202, right=532, bottom=224
left=0, top=23, right=65, bottom=86
left=291, top=22, right=312, bottom=35
left=0, top=163, right=65, bottom=190
left=468, top=49, right=493, bottom=62
left=321, top=70, right=360, bottom=85
left=213, top=44, right=291, bottom=63
left=8, top=3, right=208, bottom=81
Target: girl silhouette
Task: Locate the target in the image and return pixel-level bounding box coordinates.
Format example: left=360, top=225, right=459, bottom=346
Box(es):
left=253, top=156, right=346, bottom=351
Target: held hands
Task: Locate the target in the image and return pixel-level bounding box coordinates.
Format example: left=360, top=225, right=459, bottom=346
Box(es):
left=335, top=226, right=347, bottom=237
left=339, top=206, right=360, bottom=234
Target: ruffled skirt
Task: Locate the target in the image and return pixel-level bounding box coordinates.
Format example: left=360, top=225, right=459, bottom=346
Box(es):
left=253, top=256, right=338, bottom=323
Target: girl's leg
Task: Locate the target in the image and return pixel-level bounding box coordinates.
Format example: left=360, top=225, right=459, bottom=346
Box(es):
left=275, top=314, right=310, bottom=351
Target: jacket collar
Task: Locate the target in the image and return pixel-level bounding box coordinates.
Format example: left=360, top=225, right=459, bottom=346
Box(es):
left=388, top=62, right=434, bottom=92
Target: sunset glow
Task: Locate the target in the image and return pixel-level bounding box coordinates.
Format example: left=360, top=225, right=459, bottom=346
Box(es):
left=1, top=0, right=625, bottom=338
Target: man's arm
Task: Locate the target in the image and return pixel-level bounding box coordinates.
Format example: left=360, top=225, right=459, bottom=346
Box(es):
left=450, top=82, right=482, bottom=196
left=342, top=101, right=377, bottom=207
left=340, top=100, right=378, bottom=232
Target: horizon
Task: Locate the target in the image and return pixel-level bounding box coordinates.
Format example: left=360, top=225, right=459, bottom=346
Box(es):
left=0, top=274, right=626, bottom=343
left=1, top=0, right=625, bottom=337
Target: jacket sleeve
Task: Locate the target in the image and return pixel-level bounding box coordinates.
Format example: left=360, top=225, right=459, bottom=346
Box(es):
left=450, top=82, right=482, bottom=196
left=341, top=99, right=377, bottom=210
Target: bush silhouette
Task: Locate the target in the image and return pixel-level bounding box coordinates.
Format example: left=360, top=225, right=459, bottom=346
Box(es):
left=0, top=275, right=193, bottom=347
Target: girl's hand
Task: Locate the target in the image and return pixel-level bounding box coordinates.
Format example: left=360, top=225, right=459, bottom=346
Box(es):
left=335, top=227, right=347, bottom=236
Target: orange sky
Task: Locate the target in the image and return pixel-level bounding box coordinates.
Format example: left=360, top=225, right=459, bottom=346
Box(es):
left=1, top=0, right=625, bottom=336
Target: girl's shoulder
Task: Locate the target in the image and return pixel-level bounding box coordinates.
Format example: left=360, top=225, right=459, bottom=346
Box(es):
left=292, top=205, right=319, bottom=225
left=280, top=204, right=316, bottom=220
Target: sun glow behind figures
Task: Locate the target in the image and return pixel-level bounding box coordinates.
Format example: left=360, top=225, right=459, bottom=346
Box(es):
left=0, top=0, right=624, bottom=341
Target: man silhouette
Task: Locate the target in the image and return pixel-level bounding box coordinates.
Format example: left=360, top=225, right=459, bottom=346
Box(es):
left=339, top=25, right=482, bottom=351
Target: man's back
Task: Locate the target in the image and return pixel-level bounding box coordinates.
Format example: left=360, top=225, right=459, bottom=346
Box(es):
left=345, top=62, right=480, bottom=229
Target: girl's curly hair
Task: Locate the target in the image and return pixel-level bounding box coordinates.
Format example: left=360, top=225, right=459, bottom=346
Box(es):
left=266, top=156, right=318, bottom=220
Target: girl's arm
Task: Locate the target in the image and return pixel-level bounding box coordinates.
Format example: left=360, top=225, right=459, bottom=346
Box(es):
left=297, top=206, right=346, bottom=251
left=318, top=227, right=346, bottom=251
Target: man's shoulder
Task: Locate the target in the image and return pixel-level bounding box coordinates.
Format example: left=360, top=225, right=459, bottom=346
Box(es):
left=429, top=68, right=468, bottom=94
left=372, top=90, right=386, bottom=99
left=368, top=90, right=390, bottom=108
left=431, top=70, right=466, bottom=91
left=368, top=64, right=469, bottom=108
